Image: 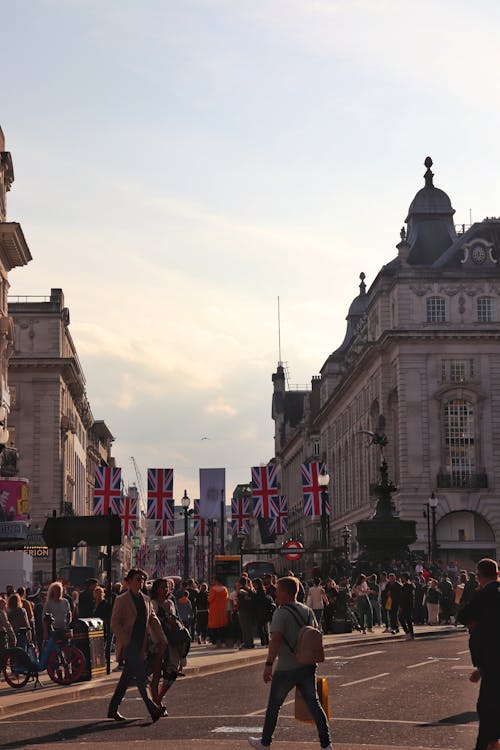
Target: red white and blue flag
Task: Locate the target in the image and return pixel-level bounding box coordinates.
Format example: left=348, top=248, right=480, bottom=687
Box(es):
left=93, top=467, right=121, bottom=516
left=270, top=495, right=288, bottom=535
left=302, top=462, right=330, bottom=516
left=251, top=465, right=279, bottom=519
left=156, top=547, right=168, bottom=578
left=193, top=498, right=207, bottom=537
left=120, top=495, right=138, bottom=537
left=231, top=495, right=251, bottom=534
left=147, top=468, right=175, bottom=536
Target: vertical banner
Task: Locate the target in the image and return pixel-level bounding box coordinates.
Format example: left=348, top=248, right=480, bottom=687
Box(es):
left=93, top=467, right=121, bottom=516
left=199, top=468, right=226, bottom=520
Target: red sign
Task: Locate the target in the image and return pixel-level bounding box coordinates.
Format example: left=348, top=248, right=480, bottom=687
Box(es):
left=0, top=479, right=29, bottom=522
left=282, top=540, right=304, bottom=561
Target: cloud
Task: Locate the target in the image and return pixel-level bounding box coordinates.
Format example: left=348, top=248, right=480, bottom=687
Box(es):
left=204, top=397, right=237, bottom=417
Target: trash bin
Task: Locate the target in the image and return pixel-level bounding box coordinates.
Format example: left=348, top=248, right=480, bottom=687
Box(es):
left=71, top=618, right=106, bottom=681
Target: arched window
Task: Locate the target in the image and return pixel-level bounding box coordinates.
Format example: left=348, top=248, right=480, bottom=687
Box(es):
left=427, top=296, right=446, bottom=323
left=444, top=399, right=475, bottom=486
left=477, top=296, right=496, bottom=322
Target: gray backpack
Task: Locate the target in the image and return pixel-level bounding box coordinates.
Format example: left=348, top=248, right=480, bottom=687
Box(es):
left=283, top=604, right=325, bottom=665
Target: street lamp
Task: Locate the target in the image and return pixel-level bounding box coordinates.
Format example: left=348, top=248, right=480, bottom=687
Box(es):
left=342, top=524, right=351, bottom=565
left=318, top=469, right=330, bottom=550
left=429, top=492, right=438, bottom=564
left=180, top=490, right=193, bottom=581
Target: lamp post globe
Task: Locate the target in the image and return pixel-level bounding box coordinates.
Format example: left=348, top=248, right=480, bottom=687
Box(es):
left=181, top=489, right=191, bottom=580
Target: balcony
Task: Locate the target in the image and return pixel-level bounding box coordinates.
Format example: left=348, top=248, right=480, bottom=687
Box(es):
left=437, top=473, right=488, bottom=489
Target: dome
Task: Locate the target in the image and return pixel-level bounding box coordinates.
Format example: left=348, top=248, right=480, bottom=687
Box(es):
left=406, top=157, right=455, bottom=221
left=407, top=185, right=454, bottom=217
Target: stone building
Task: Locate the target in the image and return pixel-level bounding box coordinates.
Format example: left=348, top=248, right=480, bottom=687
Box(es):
left=8, top=289, right=115, bottom=583
left=272, top=159, right=500, bottom=569
left=0, top=127, right=32, bottom=467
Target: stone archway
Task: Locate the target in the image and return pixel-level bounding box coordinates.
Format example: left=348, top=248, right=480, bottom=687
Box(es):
left=436, top=510, right=496, bottom=568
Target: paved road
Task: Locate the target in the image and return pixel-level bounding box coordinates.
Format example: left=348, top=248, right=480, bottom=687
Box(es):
left=0, top=631, right=478, bottom=749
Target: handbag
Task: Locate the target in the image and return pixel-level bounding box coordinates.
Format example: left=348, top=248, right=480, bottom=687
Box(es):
left=294, top=676, right=330, bottom=723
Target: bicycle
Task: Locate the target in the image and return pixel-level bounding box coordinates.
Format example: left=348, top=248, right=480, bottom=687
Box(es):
left=2, top=615, right=85, bottom=689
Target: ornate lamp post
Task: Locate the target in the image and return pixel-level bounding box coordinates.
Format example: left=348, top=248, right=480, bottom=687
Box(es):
left=342, top=524, right=351, bottom=565
left=429, top=492, right=438, bottom=563
left=318, top=469, right=330, bottom=550
left=180, top=490, right=193, bottom=581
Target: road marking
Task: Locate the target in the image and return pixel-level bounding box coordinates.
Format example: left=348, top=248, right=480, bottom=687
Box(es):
left=212, top=726, right=263, bottom=733
left=457, top=649, right=470, bottom=655
left=346, top=650, right=386, bottom=660
left=340, top=672, right=389, bottom=687
left=407, top=660, right=437, bottom=669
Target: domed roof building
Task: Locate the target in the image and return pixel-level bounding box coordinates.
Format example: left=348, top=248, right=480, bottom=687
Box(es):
left=272, top=159, right=500, bottom=570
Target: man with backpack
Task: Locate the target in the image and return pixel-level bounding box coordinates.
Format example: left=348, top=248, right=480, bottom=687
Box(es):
left=248, top=576, right=331, bottom=750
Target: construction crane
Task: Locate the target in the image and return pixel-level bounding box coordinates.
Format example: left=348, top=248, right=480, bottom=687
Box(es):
left=130, top=456, right=147, bottom=516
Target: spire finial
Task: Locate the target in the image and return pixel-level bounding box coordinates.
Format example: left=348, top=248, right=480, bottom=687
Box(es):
left=359, top=272, right=366, bottom=295
left=424, top=156, right=434, bottom=188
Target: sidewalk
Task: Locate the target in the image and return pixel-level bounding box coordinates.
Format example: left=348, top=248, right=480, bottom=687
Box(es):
left=0, top=624, right=461, bottom=719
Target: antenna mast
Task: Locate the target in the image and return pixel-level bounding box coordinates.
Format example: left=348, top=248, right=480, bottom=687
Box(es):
left=277, top=296, right=282, bottom=365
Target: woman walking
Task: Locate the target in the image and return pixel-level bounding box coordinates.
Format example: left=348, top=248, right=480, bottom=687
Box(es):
left=208, top=577, right=229, bottom=647
left=353, top=574, right=373, bottom=633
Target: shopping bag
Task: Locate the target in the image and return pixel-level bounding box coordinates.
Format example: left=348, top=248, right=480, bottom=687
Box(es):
left=294, top=676, right=330, bottom=723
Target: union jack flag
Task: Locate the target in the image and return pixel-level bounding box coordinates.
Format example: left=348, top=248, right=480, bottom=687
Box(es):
left=93, top=467, right=121, bottom=516
left=231, top=495, right=250, bottom=534
left=119, top=495, right=138, bottom=537
left=269, top=495, right=288, bottom=535
left=193, top=498, right=207, bottom=536
left=251, top=465, right=279, bottom=519
left=302, top=461, right=330, bottom=516
left=147, top=468, right=175, bottom=536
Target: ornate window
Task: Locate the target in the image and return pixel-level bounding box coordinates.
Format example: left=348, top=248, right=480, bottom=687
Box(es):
left=477, top=296, right=496, bottom=322
left=444, top=399, right=475, bottom=485
left=427, top=296, right=446, bottom=323
left=441, top=359, right=475, bottom=383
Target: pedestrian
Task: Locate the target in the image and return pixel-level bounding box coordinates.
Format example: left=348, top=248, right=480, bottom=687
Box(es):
left=208, top=577, right=229, bottom=648
left=457, top=558, right=500, bottom=750
left=438, top=575, right=454, bottom=624
left=149, top=578, right=186, bottom=714
left=195, top=582, right=209, bottom=644
left=238, top=577, right=256, bottom=649
left=399, top=573, right=415, bottom=639
left=306, top=577, right=328, bottom=632
left=253, top=578, right=275, bottom=646
left=107, top=568, right=166, bottom=722
left=379, top=572, right=390, bottom=631
left=42, top=582, right=72, bottom=639
left=425, top=579, right=441, bottom=625
left=367, top=574, right=380, bottom=626
left=78, top=578, right=98, bottom=618
left=0, top=596, right=16, bottom=647
left=385, top=573, right=402, bottom=634
left=176, top=587, right=194, bottom=634
left=248, top=576, right=331, bottom=750
left=353, top=574, right=373, bottom=633
left=94, top=586, right=111, bottom=648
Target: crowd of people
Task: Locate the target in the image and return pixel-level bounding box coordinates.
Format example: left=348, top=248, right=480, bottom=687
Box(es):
left=1, top=558, right=499, bottom=749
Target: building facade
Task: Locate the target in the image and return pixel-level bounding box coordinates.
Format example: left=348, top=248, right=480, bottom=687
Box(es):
left=8, top=289, right=115, bottom=583
left=273, top=159, right=500, bottom=569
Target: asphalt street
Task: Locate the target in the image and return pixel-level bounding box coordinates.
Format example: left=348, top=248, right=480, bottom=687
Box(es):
left=0, top=631, right=478, bottom=749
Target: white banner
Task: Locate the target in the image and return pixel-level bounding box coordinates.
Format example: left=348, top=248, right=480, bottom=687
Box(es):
left=199, top=468, right=226, bottom=520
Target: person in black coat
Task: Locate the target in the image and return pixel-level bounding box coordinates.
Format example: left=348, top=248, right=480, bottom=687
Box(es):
left=457, top=558, right=500, bottom=750
left=386, top=573, right=402, bottom=634
left=399, top=573, right=415, bottom=639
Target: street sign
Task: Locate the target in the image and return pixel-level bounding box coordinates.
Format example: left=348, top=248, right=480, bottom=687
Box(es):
left=281, top=540, right=304, bottom=560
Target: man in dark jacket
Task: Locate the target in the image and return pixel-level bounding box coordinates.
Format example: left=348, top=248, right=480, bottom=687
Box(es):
left=399, top=573, right=415, bottom=639
left=457, top=558, right=500, bottom=750
left=78, top=579, right=98, bottom=618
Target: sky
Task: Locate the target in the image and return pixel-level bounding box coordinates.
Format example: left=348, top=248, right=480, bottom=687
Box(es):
left=3, top=0, right=500, bottom=503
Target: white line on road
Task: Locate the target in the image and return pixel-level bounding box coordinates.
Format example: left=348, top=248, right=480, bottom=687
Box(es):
left=456, top=649, right=470, bottom=655
left=345, top=650, right=386, bottom=660
left=340, top=672, right=389, bottom=687
left=407, top=660, right=438, bottom=669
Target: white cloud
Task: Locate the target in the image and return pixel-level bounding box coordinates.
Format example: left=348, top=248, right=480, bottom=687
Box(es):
left=204, top=397, right=237, bottom=417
